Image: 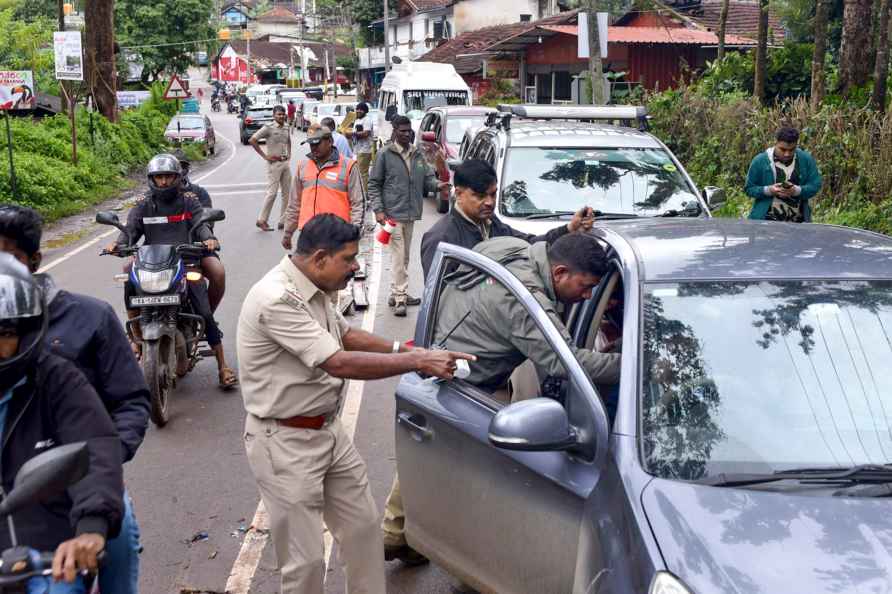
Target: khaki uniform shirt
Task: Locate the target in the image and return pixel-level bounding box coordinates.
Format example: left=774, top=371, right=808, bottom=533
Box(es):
left=237, top=256, right=351, bottom=419
left=251, top=122, right=291, bottom=161
left=435, top=238, right=620, bottom=390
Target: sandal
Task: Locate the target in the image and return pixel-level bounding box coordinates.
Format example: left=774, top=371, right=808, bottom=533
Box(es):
left=219, top=366, right=239, bottom=390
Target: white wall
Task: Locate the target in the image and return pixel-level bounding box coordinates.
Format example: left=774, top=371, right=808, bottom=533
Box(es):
left=452, top=0, right=539, bottom=34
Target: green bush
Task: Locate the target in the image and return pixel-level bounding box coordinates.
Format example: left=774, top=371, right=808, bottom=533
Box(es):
left=0, top=83, right=195, bottom=220
left=697, top=43, right=814, bottom=103
left=646, top=82, right=892, bottom=235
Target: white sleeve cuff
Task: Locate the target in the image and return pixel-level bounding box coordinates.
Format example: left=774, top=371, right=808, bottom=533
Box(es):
left=793, top=185, right=802, bottom=196
left=763, top=186, right=773, bottom=197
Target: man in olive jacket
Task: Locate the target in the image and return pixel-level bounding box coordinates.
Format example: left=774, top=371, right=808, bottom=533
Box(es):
left=745, top=126, right=822, bottom=222
left=369, top=115, right=449, bottom=317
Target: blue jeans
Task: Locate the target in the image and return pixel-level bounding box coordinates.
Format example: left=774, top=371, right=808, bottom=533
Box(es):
left=26, top=576, right=86, bottom=594
left=98, top=490, right=141, bottom=594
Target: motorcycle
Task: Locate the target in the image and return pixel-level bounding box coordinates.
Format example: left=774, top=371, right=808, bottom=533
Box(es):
left=227, top=97, right=238, bottom=114
left=0, top=443, right=100, bottom=593
left=211, top=97, right=221, bottom=112
left=96, top=208, right=226, bottom=427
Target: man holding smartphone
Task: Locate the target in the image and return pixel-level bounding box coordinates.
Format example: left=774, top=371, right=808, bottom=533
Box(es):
left=346, top=102, right=374, bottom=193
left=745, top=126, right=822, bottom=222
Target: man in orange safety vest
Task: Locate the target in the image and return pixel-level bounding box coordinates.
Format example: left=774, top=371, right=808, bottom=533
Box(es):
left=282, top=124, right=365, bottom=251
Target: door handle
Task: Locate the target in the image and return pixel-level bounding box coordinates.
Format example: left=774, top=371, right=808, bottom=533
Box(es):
left=397, top=412, right=433, bottom=442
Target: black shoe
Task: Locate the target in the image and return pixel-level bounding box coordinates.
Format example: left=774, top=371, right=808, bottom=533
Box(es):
left=384, top=543, right=429, bottom=566
left=394, top=302, right=407, bottom=317
left=388, top=295, right=421, bottom=307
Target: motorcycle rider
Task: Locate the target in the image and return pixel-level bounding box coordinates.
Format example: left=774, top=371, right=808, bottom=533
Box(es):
left=104, top=154, right=238, bottom=389
left=0, top=204, right=149, bottom=594
left=0, top=253, right=124, bottom=594
left=173, top=150, right=226, bottom=313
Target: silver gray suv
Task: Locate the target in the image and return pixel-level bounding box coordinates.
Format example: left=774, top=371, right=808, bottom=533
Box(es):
left=455, top=105, right=724, bottom=235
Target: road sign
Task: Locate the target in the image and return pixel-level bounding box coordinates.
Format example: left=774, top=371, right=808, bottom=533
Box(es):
left=163, top=75, right=191, bottom=100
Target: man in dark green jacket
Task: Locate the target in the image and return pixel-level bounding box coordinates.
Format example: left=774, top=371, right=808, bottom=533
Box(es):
left=745, top=126, right=822, bottom=222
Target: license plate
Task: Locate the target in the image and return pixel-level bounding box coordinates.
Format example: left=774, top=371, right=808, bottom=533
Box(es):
left=130, top=295, right=180, bottom=306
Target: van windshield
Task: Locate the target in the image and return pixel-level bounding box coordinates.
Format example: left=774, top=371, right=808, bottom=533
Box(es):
left=403, top=90, right=468, bottom=120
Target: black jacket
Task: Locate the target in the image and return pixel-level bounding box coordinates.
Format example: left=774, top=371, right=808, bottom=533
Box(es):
left=1, top=349, right=123, bottom=553
left=116, top=191, right=213, bottom=247
left=39, top=275, right=150, bottom=463
left=420, top=208, right=570, bottom=280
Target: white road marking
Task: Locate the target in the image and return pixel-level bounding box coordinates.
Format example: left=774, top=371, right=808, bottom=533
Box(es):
left=38, top=132, right=241, bottom=274
left=225, top=239, right=385, bottom=593
left=201, top=182, right=267, bottom=189
left=208, top=190, right=267, bottom=196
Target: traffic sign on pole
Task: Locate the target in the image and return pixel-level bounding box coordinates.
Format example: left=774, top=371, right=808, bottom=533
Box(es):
left=163, top=75, right=191, bottom=100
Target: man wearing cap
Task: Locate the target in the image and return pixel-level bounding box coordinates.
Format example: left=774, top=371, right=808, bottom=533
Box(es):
left=281, top=124, right=364, bottom=252
left=237, top=213, right=474, bottom=594
left=343, top=102, right=374, bottom=193
left=251, top=105, right=292, bottom=232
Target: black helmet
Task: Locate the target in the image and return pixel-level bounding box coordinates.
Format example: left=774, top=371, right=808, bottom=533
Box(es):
left=146, top=153, right=183, bottom=203
left=172, top=149, right=191, bottom=176
left=0, top=252, right=46, bottom=393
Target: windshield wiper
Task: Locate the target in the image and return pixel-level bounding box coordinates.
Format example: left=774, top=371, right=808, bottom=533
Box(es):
left=655, top=204, right=703, bottom=218
left=695, top=464, right=892, bottom=488
left=524, top=211, right=639, bottom=221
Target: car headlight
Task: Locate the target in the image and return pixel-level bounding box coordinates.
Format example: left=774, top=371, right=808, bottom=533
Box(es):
left=137, top=269, right=174, bottom=294
left=649, top=572, right=693, bottom=594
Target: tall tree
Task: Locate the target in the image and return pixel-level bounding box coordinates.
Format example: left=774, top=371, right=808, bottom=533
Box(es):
left=753, top=0, right=769, bottom=102
left=839, top=0, right=874, bottom=93
left=583, top=1, right=607, bottom=104
left=85, top=0, right=117, bottom=121
left=116, top=0, right=215, bottom=84
left=351, top=0, right=397, bottom=46
left=716, top=0, right=730, bottom=61
left=810, top=0, right=832, bottom=108
left=872, top=0, right=892, bottom=110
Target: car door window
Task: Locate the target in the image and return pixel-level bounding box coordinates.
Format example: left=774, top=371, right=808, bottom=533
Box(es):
left=427, top=255, right=570, bottom=406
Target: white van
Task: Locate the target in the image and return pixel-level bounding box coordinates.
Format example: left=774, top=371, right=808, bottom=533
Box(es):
left=377, top=61, right=472, bottom=145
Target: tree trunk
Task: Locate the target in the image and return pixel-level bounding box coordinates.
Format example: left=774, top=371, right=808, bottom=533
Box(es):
left=84, top=0, right=118, bottom=121
left=811, top=0, right=831, bottom=108
left=872, top=0, right=892, bottom=110
left=840, top=0, right=874, bottom=93
left=716, top=0, right=731, bottom=61
left=753, top=0, right=769, bottom=102
left=584, top=1, right=606, bottom=104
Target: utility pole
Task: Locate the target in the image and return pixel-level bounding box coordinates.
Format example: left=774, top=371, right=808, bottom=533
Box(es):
left=384, top=0, right=390, bottom=71
left=584, top=1, right=606, bottom=104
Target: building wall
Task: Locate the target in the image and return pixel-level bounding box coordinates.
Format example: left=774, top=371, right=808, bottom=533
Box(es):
left=255, top=21, right=300, bottom=38
left=453, top=0, right=539, bottom=35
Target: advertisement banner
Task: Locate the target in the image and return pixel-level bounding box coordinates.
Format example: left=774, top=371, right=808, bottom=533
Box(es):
left=116, top=91, right=151, bottom=109
left=0, top=71, right=36, bottom=110
left=54, top=31, right=84, bottom=80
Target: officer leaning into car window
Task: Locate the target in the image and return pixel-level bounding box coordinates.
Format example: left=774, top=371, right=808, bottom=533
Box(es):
left=382, top=233, right=621, bottom=565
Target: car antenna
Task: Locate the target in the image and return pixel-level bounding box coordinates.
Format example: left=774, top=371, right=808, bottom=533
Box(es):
left=437, top=309, right=472, bottom=348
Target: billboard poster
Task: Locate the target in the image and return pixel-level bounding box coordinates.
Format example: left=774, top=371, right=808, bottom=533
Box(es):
left=54, top=31, right=84, bottom=80
left=0, top=71, right=36, bottom=110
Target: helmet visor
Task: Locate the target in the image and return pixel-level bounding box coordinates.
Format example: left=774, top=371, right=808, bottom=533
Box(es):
left=0, top=273, right=43, bottom=321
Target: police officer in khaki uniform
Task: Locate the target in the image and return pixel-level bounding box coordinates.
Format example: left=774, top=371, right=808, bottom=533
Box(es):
left=382, top=233, right=620, bottom=562
left=237, top=214, right=474, bottom=594
left=250, top=105, right=292, bottom=231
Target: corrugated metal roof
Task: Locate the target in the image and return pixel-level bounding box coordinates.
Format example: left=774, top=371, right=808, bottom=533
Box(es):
left=540, top=24, right=756, bottom=45
left=406, top=0, right=454, bottom=11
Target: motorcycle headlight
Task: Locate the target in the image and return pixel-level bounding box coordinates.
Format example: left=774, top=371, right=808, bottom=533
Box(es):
left=137, top=269, right=174, bottom=293
left=649, top=572, right=694, bottom=594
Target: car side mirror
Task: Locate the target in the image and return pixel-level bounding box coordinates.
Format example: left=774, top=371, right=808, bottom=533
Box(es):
left=489, top=399, right=578, bottom=452
left=385, top=105, right=397, bottom=121
left=421, top=131, right=436, bottom=142
left=0, top=443, right=89, bottom=518
left=446, top=158, right=462, bottom=172
left=704, top=186, right=726, bottom=211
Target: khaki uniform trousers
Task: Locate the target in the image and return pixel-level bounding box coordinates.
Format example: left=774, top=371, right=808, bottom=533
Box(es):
left=388, top=220, right=415, bottom=303
left=244, top=414, right=385, bottom=594
left=356, top=152, right=373, bottom=197
left=259, top=160, right=291, bottom=227
left=381, top=475, right=406, bottom=546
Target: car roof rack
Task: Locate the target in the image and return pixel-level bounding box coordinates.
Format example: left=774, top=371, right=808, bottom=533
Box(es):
left=485, top=111, right=513, bottom=131
left=496, top=104, right=649, bottom=131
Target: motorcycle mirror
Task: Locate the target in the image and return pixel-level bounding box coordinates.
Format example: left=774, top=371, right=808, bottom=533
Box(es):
left=95, top=211, right=120, bottom=227
left=0, top=443, right=89, bottom=518
left=191, top=208, right=226, bottom=240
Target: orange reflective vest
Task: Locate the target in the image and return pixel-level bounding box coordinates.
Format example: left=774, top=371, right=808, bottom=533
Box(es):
left=297, top=155, right=355, bottom=229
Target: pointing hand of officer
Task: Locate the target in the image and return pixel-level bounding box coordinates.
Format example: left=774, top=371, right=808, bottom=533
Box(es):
left=568, top=206, right=595, bottom=233
left=412, top=349, right=476, bottom=381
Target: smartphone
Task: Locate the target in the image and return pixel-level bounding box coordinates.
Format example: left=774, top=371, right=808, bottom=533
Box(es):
left=781, top=181, right=793, bottom=189
left=355, top=124, right=364, bottom=132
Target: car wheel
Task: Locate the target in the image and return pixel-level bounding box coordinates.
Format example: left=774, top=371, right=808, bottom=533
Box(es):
left=240, top=135, right=249, bottom=145
left=209, top=144, right=215, bottom=155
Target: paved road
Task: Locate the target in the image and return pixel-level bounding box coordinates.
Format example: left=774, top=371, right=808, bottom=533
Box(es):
left=41, top=102, right=466, bottom=592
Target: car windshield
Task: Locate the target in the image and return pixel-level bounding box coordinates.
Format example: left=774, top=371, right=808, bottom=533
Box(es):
left=445, top=115, right=487, bottom=144
left=641, top=280, right=892, bottom=481
left=167, top=117, right=204, bottom=131
left=499, top=147, right=699, bottom=217
left=403, top=90, right=468, bottom=121
left=318, top=104, right=337, bottom=115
